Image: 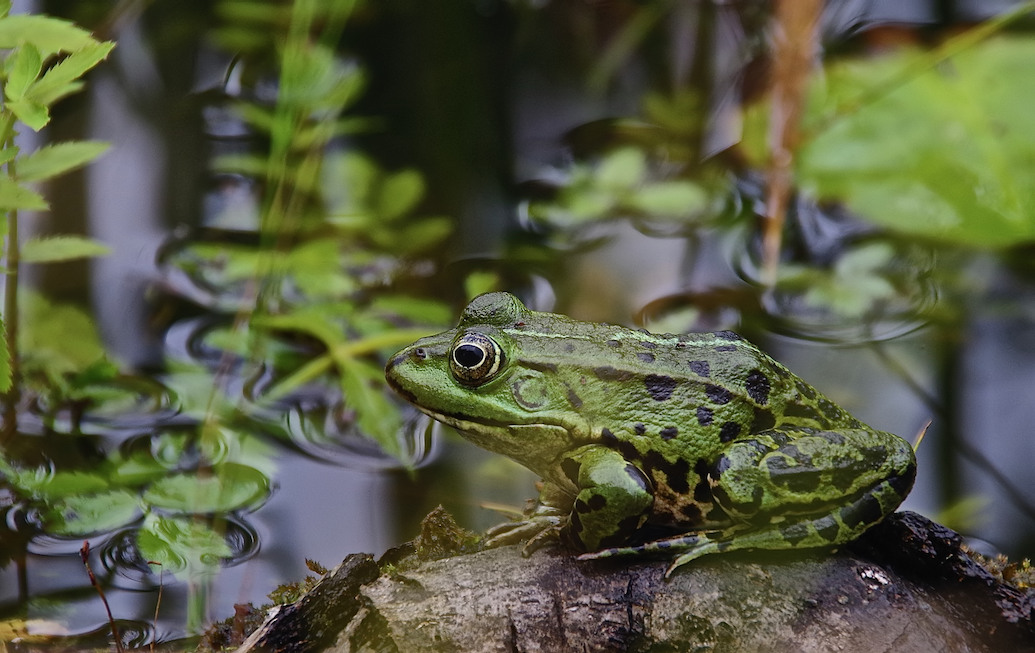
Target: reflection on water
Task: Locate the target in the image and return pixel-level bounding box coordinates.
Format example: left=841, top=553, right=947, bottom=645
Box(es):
left=3, top=0, right=1035, bottom=649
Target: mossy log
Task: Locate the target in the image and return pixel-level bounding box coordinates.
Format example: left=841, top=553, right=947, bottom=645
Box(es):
left=231, top=511, right=1033, bottom=653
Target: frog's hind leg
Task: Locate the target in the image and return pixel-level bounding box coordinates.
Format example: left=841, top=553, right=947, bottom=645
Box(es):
left=579, top=427, right=916, bottom=578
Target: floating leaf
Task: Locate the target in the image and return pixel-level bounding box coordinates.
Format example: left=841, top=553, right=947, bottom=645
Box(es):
left=142, top=463, right=270, bottom=513
left=17, top=141, right=110, bottom=182
left=22, top=235, right=111, bottom=263
left=44, top=490, right=141, bottom=536
left=136, top=514, right=232, bottom=580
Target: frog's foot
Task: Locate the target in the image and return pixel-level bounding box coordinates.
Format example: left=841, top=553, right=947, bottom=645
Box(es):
left=577, top=532, right=722, bottom=579
left=484, top=515, right=564, bottom=555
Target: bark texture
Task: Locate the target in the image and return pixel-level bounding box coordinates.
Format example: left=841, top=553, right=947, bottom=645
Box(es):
left=235, top=511, right=1034, bottom=653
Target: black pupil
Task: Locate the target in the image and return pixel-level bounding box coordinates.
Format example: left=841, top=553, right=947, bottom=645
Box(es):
left=454, top=344, right=486, bottom=368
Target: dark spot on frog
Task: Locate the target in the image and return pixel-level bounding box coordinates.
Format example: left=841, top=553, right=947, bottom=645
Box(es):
left=645, top=374, right=677, bottom=401
left=784, top=402, right=824, bottom=423
left=714, top=345, right=737, bottom=353
left=561, top=458, right=581, bottom=484
left=714, top=331, right=742, bottom=341
left=750, top=407, right=776, bottom=432
left=568, top=510, right=584, bottom=535
left=654, top=539, right=674, bottom=549
left=634, top=423, right=646, bottom=435
left=566, top=385, right=583, bottom=409
left=688, top=360, right=710, bottom=377
left=705, top=384, right=733, bottom=404
left=624, top=463, right=652, bottom=493
left=575, top=498, right=590, bottom=513
left=745, top=369, right=771, bottom=405
left=594, top=366, right=634, bottom=382
left=639, top=340, right=657, bottom=349
left=815, top=515, right=841, bottom=542
left=888, top=469, right=915, bottom=497
left=693, top=479, right=711, bottom=503
left=795, top=379, right=816, bottom=400
left=637, top=352, right=656, bottom=364
left=767, top=456, right=821, bottom=493
left=711, top=454, right=731, bottom=479
left=587, top=494, right=607, bottom=510
left=696, top=406, right=714, bottom=426
left=563, top=342, right=576, bottom=353
left=719, top=421, right=742, bottom=442
left=680, top=502, right=704, bottom=524
left=781, top=522, right=811, bottom=546
left=519, top=359, right=558, bottom=373
left=603, top=432, right=641, bottom=463
left=603, top=515, right=645, bottom=547
left=660, top=426, right=678, bottom=440
left=818, top=398, right=845, bottom=421
left=841, top=492, right=884, bottom=529
left=606, top=339, right=621, bottom=348
left=643, top=452, right=691, bottom=495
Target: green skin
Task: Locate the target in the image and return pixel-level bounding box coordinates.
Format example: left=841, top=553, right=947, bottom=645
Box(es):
left=385, top=292, right=917, bottom=576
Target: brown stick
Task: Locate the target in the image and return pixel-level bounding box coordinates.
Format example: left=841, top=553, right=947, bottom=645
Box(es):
left=762, top=0, right=822, bottom=286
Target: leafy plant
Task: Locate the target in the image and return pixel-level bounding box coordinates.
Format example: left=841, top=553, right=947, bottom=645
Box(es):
left=0, top=2, right=115, bottom=417
left=743, top=33, right=1035, bottom=249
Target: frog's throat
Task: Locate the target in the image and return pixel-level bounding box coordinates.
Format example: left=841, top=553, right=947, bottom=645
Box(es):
left=413, top=406, right=584, bottom=460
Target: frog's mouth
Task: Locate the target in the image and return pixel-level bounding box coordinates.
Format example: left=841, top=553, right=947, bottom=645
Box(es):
left=409, top=404, right=583, bottom=464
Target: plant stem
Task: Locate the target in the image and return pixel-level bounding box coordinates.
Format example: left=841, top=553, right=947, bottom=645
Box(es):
left=1, top=111, right=19, bottom=437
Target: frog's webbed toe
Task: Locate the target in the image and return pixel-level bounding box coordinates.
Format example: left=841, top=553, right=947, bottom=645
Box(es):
left=484, top=515, right=564, bottom=555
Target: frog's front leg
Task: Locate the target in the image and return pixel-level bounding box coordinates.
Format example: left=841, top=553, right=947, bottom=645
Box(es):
left=485, top=445, right=654, bottom=555
left=582, top=428, right=916, bottom=576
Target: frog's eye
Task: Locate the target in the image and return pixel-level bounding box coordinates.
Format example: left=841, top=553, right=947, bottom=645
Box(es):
left=449, top=333, right=503, bottom=385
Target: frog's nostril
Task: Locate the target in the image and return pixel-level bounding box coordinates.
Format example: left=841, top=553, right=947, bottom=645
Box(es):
left=414, top=347, right=428, bottom=360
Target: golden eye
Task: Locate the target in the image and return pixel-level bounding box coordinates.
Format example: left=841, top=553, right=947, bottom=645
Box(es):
left=449, top=333, right=503, bottom=385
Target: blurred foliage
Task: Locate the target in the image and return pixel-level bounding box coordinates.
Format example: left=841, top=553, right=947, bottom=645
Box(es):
left=743, top=35, right=1035, bottom=249
left=0, top=2, right=114, bottom=396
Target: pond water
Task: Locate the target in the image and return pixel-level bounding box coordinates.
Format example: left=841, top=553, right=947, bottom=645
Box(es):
left=2, top=0, right=1034, bottom=648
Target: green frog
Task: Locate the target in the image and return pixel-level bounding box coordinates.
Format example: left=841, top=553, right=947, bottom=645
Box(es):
left=385, top=292, right=916, bottom=576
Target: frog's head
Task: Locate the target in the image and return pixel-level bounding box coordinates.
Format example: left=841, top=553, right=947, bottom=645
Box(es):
left=385, top=292, right=590, bottom=472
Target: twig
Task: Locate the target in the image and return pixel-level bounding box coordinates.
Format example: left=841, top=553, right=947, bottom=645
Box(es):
left=762, top=0, right=823, bottom=286
left=80, top=541, right=125, bottom=653
left=148, top=561, right=164, bottom=653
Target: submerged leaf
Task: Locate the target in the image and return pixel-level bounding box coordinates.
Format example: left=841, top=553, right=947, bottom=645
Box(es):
left=44, top=490, right=141, bottom=536
left=142, top=463, right=270, bottom=513
left=136, top=514, right=232, bottom=580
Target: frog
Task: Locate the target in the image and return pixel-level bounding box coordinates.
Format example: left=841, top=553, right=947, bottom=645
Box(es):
left=384, top=292, right=917, bottom=576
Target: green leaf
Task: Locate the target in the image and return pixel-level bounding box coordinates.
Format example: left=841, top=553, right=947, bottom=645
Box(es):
left=142, top=463, right=270, bottom=513
left=43, top=490, right=142, bottom=536
left=6, top=98, right=49, bottom=131
left=20, top=291, right=107, bottom=378
left=4, top=43, right=42, bottom=101
left=137, top=514, right=232, bottom=580
left=747, top=36, right=1035, bottom=248
left=596, top=147, right=647, bottom=191
left=378, top=169, right=424, bottom=221
left=22, top=235, right=111, bottom=263
left=338, top=356, right=404, bottom=461
left=627, top=180, right=709, bottom=218
left=17, top=141, right=110, bottom=182
left=0, top=177, right=47, bottom=210
left=0, top=14, right=96, bottom=57
left=26, top=41, right=115, bottom=106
